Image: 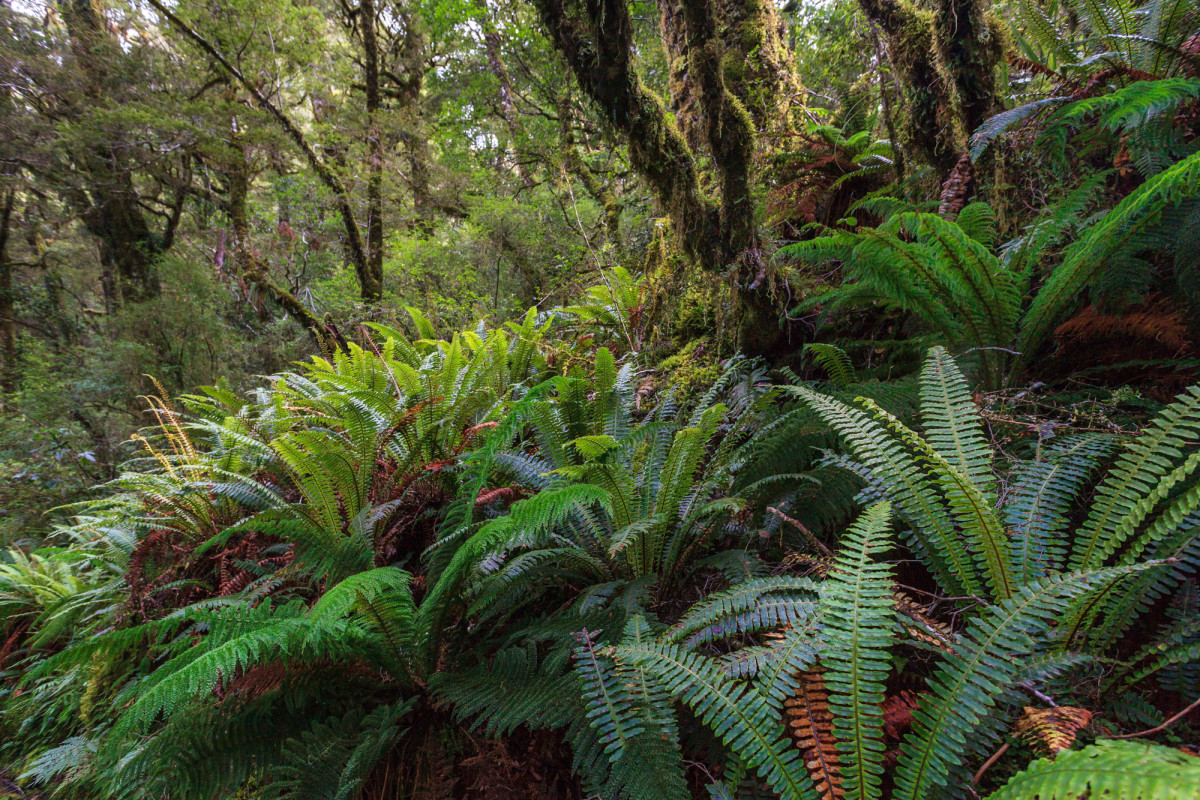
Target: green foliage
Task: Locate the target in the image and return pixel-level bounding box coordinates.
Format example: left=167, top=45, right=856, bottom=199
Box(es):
left=0, top=306, right=1197, bottom=800
left=7, top=0, right=1200, bottom=796
left=781, top=213, right=1021, bottom=387
left=986, top=740, right=1200, bottom=800
left=821, top=502, right=894, bottom=800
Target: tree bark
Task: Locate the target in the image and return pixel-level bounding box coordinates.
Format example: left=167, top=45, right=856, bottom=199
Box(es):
left=857, top=0, right=1003, bottom=175
left=681, top=0, right=759, bottom=267
left=226, top=131, right=330, bottom=349
left=360, top=0, right=385, bottom=300
left=532, top=0, right=718, bottom=268
left=61, top=0, right=163, bottom=302
left=0, top=186, right=16, bottom=395
left=475, top=0, right=533, bottom=187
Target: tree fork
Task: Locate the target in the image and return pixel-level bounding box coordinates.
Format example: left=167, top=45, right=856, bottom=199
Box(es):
left=532, top=0, right=718, bottom=269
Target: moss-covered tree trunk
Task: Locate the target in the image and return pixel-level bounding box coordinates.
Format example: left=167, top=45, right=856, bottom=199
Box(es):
left=0, top=186, right=15, bottom=395
left=558, top=98, right=621, bottom=248
left=532, top=0, right=718, bottom=268
left=681, top=0, right=759, bottom=268
left=858, top=0, right=1004, bottom=175
left=535, top=0, right=797, bottom=351
left=226, top=126, right=328, bottom=347
left=360, top=0, right=385, bottom=300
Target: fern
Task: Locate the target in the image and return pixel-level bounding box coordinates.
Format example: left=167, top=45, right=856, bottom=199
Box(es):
left=666, top=576, right=819, bottom=647
left=1004, top=434, right=1121, bottom=580
left=821, top=502, right=895, bottom=800
left=986, top=740, right=1200, bottom=800
left=893, top=566, right=1153, bottom=800
left=785, top=384, right=982, bottom=598
left=1069, top=384, right=1200, bottom=569
left=614, top=630, right=820, bottom=800
left=919, top=348, right=995, bottom=497
left=806, top=345, right=857, bottom=387
left=1014, top=152, right=1200, bottom=378
left=266, top=700, right=415, bottom=800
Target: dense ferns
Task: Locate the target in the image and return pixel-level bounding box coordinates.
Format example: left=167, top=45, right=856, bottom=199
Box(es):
left=1, top=320, right=1199, bottom=800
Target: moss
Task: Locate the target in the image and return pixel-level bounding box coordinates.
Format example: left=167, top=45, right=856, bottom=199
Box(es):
left=657, top=338, right=722, bottom=401
left=671, top=281, right=722, bottom=346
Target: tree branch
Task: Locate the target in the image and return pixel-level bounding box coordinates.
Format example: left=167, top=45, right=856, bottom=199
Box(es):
left=145, top=0, right=371, bottom=294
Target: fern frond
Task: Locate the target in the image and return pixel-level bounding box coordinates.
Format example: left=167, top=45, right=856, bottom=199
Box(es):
left=806, top=345, right=857, bottom=387
left=783, top=670, right=844, bottom=800
left=784, top=385, right=981, bottom=598
left=614, top=630, right=819, bottom=800
left=822, top=502, right=895, bottom=800
left=1014, top=151, right=1200, bottom=378
left=986, top=740, right=1200, bottom=800
left=919, top=348, right=995, bottom=496
left=1070, top=384, right=1200, bottom=569
left=894, top=566, right=1154, bottom=800
left=666, top=576, right=819, bottom=647
left=1004, top=434, right=1121, bottom=580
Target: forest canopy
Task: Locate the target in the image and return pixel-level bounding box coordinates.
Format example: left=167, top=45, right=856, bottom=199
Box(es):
left=2, top=0, right=1200, bottom=797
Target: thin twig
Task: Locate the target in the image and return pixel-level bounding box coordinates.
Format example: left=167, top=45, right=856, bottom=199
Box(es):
left=1018, top=682, right=1058, bottom=707
left=971, top=742, right=1009, bottom=785
left=1111, top=696, right=1200, bottom=739
left=768, top=507, right=835, bottom=557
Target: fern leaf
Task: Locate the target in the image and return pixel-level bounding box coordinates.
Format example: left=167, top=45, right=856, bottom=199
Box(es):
left=1014, top=151, right=1200, bottom=379
left=894, top=566, right=1154, bottom=800
left=919, top=348, right=995, bottom=496
left=806, top=345, right=857, bottom=387
left=785, top=385, right=982, bottom=599
left=822, top=502, right=895, bottom=800
left=614, top=631, right=819, bottom=800
left=986, top=740, right=1200, bottom=800
left=784, top=670, right=844, bottom=800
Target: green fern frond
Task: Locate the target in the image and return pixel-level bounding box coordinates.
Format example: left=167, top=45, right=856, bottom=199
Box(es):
left=894, top=566, right=1154, bottom=800
left=666, top=576, right=819, bottom=647
left=986, top=740, right=1200, bottom=800
left=919, top=348, right=995, bottom=497
left=822, top=502, right=895, bottom=800
left=614, top=630, right=819, bottom=800
left=267, top=700, right=415, bottom=800
left=970, top=98, right=1065, bottom=161
left=1004, top=434, right=1121, bottom=580
left=1070, top=384, right=1200, bottom=569
left=785, top=385, right=980, bottom=598
left=806, top=344, right=857, bottom=387
left=1014, top=151, right=1200, bottom=378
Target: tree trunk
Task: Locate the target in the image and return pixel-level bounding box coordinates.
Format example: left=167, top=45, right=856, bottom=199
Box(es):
left=476, top=0, right=533, bottom=187
left=533, top=0, right=717, bottom=268
left=857, top=0, right=1003, bottom=175
left=226, top=131, right=330, bottom=349
left=0, top=186, right=16, bottom=395
left=558, top=99, right=621, bottom=248
left=681, top=0, right=759, bottom=268
left=61, top=0, right=163, bottom=302
left=360, top=0, right=385, bottom=301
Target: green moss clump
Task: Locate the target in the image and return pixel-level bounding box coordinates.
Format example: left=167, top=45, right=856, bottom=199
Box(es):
left=657, top=338, right=721, bottom=401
